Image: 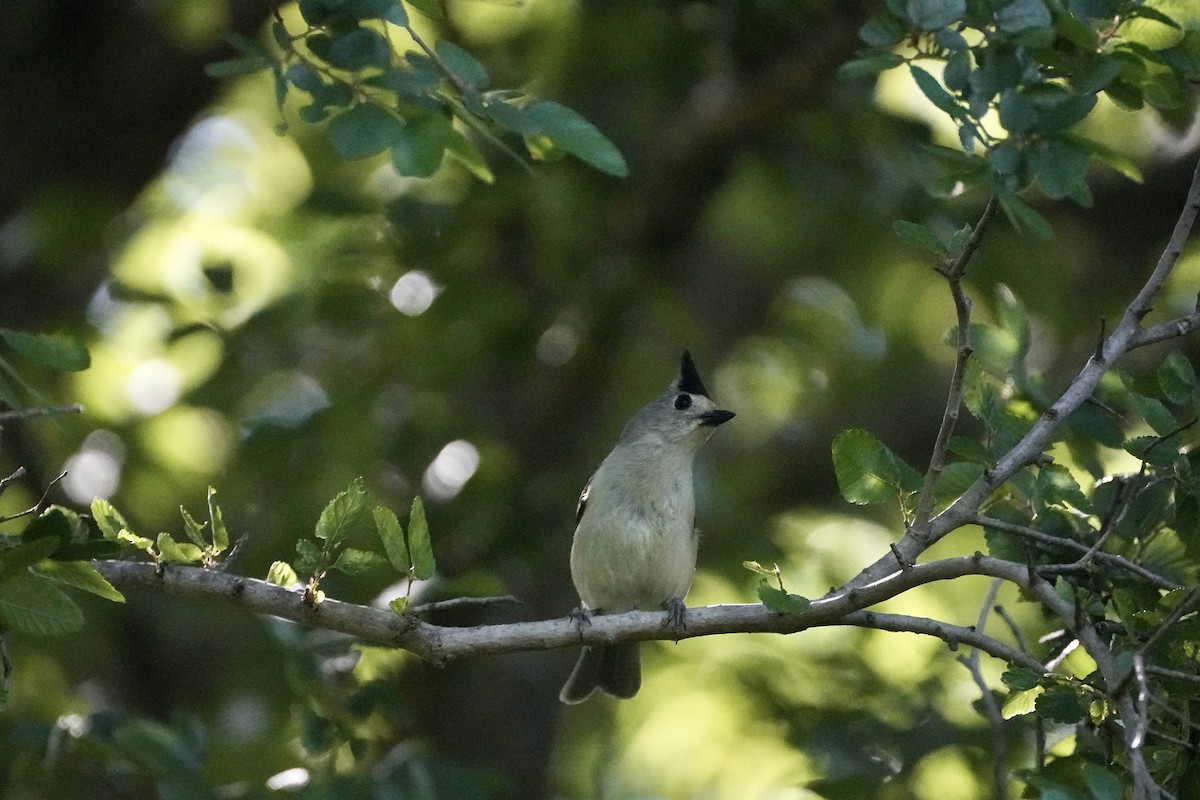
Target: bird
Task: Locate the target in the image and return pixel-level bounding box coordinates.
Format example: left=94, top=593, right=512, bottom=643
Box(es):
left=559, top=350, right=734, bottom=703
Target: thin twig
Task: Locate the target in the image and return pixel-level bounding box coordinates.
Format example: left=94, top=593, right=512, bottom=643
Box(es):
left=0, top=467, right=26, bottom=499
left=410, top=595, right=523, bottom=615
left=847, top=154, right=1200, bottom=590
left=960, top=579, right=1008, bottom=800
left=913, top=197, right=999, bottom=529
left=0, top=403, right=84, bottom=422
left=0, top=471, right=68, bottom=524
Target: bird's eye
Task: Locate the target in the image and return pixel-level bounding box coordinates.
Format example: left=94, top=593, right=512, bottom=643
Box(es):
left=674, top=394, right=692, bottom=410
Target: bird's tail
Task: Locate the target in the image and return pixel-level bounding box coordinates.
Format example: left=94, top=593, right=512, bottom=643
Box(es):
left=559, top=643, right=641, bottom=704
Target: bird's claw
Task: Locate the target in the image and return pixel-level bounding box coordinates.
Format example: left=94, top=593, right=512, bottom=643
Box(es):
left=568, top=605, right=593, bottom=641
left=663, top=597, right=687, bottom=641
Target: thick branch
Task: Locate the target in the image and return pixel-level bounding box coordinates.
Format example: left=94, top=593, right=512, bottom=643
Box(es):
left=92, top=557, right=1045, bottom=671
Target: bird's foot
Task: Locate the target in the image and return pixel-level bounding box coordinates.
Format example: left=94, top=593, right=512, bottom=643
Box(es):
left=568, top=605, right=593, bottom=640
left=663, top=597, right=687, bottom=641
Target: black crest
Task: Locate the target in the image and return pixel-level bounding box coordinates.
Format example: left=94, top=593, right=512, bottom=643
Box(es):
left=677, top=350, right=710, bottom=397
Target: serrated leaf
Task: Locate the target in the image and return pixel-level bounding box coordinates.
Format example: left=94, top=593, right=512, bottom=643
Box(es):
left=374, top=506, right=409, bottom=572
left=893, top=220, right=948, bottom=256
left=180, top=506, right=208, bottom=549
left=207, top=487, right=229, bottom=552
left=315, top=477, right=369, bottom=549
left=295, top=538, right=325, bottom=575
left=388, top=596, right=409, bottom=615
left=1001, top=665, right=1042, bottom=691
left=266, top=561, right=301, bottom=588
left=407, top=496, right=435, bottom=580
left=329, top=103, right=404, bottom=160
left=91, top=498, right=130, bottom=540
left=34, top=560, right=124, bottom=603
left=117, top=530, right=155, bottom=552
left=0, top=573, right=83, bottom=635
left=331, top=548, right=389, bottom=575
left=757, top=582, right=810, bottom=614
left=1158, top=351, right=1195, bottom=405
left=0, top=329, right=90, bottom=371
left=522, top=100, right=628, bottom=178
left=1001, top=686, right=1043, bottom=718
left=156, top=533, right=202, bottom=564
left=832, top=428, right=922, bottom=505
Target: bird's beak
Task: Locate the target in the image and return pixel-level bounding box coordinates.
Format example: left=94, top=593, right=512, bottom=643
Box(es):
left=699, top=409, right=735, bottom=427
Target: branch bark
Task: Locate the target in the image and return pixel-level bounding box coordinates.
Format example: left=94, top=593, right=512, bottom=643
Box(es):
left=91, top=556, right=1046, bottom=671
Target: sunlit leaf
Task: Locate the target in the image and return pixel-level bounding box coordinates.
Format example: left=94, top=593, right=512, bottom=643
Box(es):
left=757, top=582, right=810, bottom=614
left=407, top=496, right=435, bottom=581
left=315, top=477, right=369, bottom=549
left=33, top=560, right=124, bottom=603
left=374, top=506, right=409, bottom=572
left=266, top=561, right=301, bottom=588
left=207, top=487, right=229, bottom=553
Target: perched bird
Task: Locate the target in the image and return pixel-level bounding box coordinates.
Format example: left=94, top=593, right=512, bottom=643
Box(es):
left=559, top=351, right=734, bottom=704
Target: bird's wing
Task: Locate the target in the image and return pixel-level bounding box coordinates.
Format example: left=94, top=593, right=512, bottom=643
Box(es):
left=575, top=477, right=593, bottom=524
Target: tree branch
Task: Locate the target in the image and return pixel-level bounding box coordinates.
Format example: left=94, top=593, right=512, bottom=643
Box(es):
left=91, top=556, right=1047, bottom=671
left=845, top=153, right=1200, bottom=590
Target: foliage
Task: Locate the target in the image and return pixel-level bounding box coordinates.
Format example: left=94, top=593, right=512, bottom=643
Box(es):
left=208, top=0, right=628, bottom=179
left=3, top=0, right=1200, bottom=798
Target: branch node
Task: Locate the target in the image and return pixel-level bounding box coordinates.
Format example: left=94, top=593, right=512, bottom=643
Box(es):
left=890, top=543, right=913, bottom=571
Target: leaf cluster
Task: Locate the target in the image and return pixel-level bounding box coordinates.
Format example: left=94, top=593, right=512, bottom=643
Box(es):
left=266, top=477, right=435, bottom=614
left=206, top=0, right=628, bottom=180
left=842, top=0, right=1200, bottom=236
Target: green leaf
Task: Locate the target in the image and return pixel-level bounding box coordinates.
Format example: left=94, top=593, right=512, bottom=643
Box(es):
left=1001, top=665, right=1041, bottom=691
left=838, top=53, right=906, bottom=81
left=90, top=498, right=130, bottom=540
left=1001, top=686, right=1043, bottom=719
left=1038, top=684, right=1089, bottom=723
left=859, top=14, right=906, bottom=47
left=1029, top=140, right=1092, bottom=200
left=117, top=530, right=155, bottom=552
left=331, top=548, right=389, bottom=575
left=266, top=561, right=301, bottom=588
left=910, top=64, right=964, bottom=121
left=0, top=538, right=59, bottom=578
left=1158, top=351, right=1195, bottom=405
left=0, top=573, right=83, bottom=635
left=315, top=477, right=369, bottom=549
left=832, top=428, right=922, bottom=505
left=907, top=0, right=965, bottom=31
left=19, top=509, right=73, bottom=548
left=207, top=487, right=229, bottom=552
left=1129, top=392, right=1179, bottom=436
left=996, top=0, right=1052, bottom=33
left=757, top=582, right=810, bottom=614
left=407, top=496, right=435, bottom=580
left=1081, top=763, right=1123, bottom=800
left=156, top=533, right=203, bottom=564
left=388, top=596, right=409, bottom=615
left=404, top=0, right=444, bottom=19
left=742, top=560, right=778, bottom=577
left=295, top=538, right=325, bottom=575
left=329, top=103, right=404, bottom=160
left=374, top=506, right=409, bottom=572
left=522, top=100, right=628, bottom=178
left=180, top=506, right=208, bottom=549
left=204, top=57, right=271, bottom=79
left=994, top=284, right=1031, bottom=360
left=33, top=560, right=124, bottom=603
left=893, top=220, right=948, bottom=256
left=390, top=113, right=452, bottom=177
left=434, top=40, right=489, bottom=89
left=0, top=329, right=90, bottom=371
left=997, top=193, right=1053, bottom=239
left=444, top=128, right=495, bottom=183
left=325, top=27, right=392, bottom=71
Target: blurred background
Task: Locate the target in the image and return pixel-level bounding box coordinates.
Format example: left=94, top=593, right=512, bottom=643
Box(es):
left=1, top=0, right=1199, bottom=798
